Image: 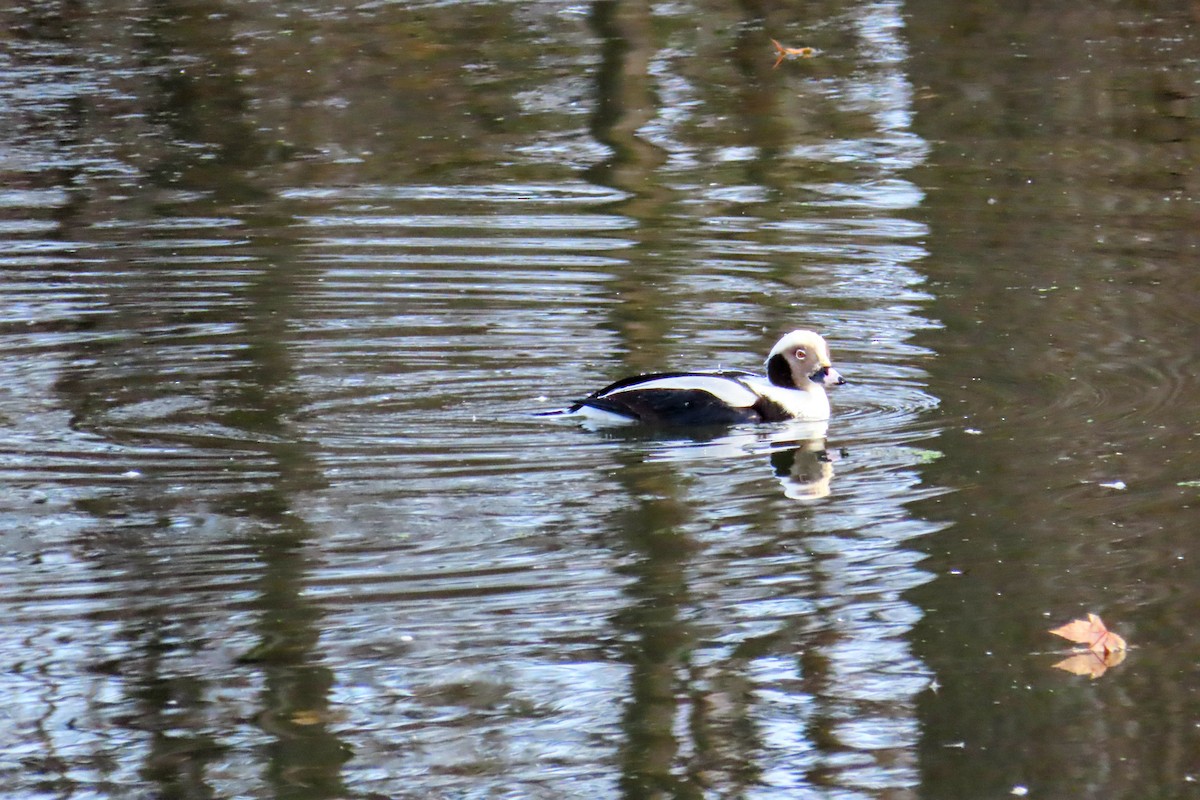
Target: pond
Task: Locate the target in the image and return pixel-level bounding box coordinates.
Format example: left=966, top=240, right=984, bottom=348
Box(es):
left=1, top=0, right=1198, bottom=798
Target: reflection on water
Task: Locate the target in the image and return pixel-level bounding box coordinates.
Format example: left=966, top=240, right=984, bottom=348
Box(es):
left=634, top=420, right=837, bottom=500
left=904, top=3, right=1200, bottom=798
left=1, top=0, right=1197, bottom=798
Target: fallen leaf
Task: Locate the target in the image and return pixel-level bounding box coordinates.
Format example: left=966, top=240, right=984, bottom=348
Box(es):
left=1049, top=613, right=1127, bottom=656
left=771, top=38, right=816, bottom=68
left=1052, top=648, right=1127, bottom=679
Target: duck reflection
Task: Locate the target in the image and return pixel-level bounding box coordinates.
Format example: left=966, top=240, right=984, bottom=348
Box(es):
left=770, top=437, right=837, bottom=501
left=612, top=419, right=842, bottom=502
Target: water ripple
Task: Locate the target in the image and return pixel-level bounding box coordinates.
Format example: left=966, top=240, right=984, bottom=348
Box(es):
left=0, top=173, right=943, bottom=800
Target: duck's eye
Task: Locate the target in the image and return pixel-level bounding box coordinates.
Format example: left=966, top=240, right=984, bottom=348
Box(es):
left=794, top=348, right=807, bottom=359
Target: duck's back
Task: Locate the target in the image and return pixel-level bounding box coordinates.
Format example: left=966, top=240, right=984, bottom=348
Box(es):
left=570, top=371, right=768, bottom=426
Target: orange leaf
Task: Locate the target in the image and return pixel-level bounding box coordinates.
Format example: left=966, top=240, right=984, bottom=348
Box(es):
left=770, top=38, right=816, bottom=68
left=1049, top=613, right=1127, bottom=655
left=1052, top=648, right=1127, bottom=679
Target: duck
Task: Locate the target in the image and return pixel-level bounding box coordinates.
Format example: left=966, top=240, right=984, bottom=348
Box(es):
left=549, top=330, right=846, bottom=426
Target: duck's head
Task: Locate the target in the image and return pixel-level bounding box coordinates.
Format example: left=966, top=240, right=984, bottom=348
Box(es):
left=766, top=330, right=846, bottom=390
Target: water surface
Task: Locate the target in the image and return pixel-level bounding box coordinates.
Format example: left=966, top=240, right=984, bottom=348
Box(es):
left=1, top=0, right=1198, bottom=798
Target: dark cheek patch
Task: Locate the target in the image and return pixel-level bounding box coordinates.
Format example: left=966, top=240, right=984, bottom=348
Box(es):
left=767, top=353, right=796, bottom=388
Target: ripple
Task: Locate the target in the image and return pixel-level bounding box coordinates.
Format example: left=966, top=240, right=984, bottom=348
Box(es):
left=1042, top=356, right=1198, bottom=430
left=279, top=182, right=631, bottom=204
left=0, top=173, right=945, bottom=800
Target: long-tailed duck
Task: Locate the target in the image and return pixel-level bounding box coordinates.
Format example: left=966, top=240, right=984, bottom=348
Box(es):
left=550, top=330, right=845, bottom=426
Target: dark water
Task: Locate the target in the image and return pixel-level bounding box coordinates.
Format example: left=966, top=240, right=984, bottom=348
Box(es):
left=1, top=1, right=1198, bottom=798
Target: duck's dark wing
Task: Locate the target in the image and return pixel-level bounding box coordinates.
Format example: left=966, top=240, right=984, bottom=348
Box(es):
left=571, top=372, right=766, bottom=426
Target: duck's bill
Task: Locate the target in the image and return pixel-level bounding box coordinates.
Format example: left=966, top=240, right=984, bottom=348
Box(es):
left=809, top=366, right=846, bottom=387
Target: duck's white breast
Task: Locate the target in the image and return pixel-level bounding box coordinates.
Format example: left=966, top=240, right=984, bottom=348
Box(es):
left=741, top=377, right=831, bottom=421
